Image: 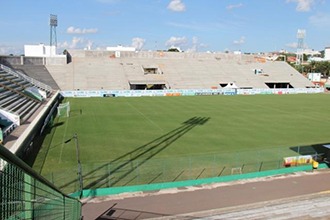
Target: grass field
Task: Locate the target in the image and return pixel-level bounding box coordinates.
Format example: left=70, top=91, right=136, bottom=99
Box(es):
left=33, top=94, right=330, bottom=193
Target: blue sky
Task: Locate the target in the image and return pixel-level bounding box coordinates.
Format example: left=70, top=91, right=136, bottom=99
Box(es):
left=1, top=0, right=330, bottom=55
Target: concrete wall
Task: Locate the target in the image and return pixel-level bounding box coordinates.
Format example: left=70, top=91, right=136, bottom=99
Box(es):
left=0, top=56, right=66, bottom=66
left=68, top=50, right=255, bottom=62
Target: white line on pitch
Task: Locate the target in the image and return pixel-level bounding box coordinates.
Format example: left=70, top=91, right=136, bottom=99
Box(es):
left=126, top=101, right=164, bottom=131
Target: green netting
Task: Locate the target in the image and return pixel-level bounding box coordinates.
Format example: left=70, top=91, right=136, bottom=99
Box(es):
left=0, top=145, right=81, bottom=220
left=45, top=148, right=296, bottom=194
left=57, top=102, right=70, bottom=117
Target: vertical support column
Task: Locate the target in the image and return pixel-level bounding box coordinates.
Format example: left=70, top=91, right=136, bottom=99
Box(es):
left=63, top=196, right=66, bottom=219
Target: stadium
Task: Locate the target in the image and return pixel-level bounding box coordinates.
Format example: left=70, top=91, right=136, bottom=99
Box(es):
left=1, top=45, right=330, bottom=219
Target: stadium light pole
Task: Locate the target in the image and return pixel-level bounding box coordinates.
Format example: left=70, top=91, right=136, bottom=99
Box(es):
left=65, top=133, right=83, bottom=199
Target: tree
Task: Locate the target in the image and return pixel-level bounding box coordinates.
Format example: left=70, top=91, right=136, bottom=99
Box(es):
left=302, top=61, right=330, bottom=76
left=168, top=48, right=181, bottom=52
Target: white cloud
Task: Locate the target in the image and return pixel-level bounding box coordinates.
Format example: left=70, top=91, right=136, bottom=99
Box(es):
left=286, top=0, right=315, bottom=12
left=131, top=37, right=145, bottom=50
left=186, top=37, right=207, bottom=52
left=58, top=37, right=94, bottom=49
left=186, top=37, right=198, bottom=52
left=86, top=40, right=94, bottom=50
left=166, top=21, right=219, bottom=31
left=67, top=26, right=98, bottom=34
left=167, top=0, right=186, bottom=12
left=0, top=45, right=23, bottom=55
left=286, top=42, right=298, bottom=48
left=192, top=36, right=198, bottom=45
left=165, top=36, right=187, bottom=48
left=309, top=12, right=330, bottom=28
left=166, top=22, right=203, bottom=31
left=165, top=36, right=206, bottom=52
left=233, top=36, right=245, bottom=45
left=97, top=0, right=121, bottom=3
left=226, top=3, right=243, bottom=10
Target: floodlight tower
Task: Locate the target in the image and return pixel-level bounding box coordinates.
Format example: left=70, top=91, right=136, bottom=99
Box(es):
left=49, top=14, right=58, bottom=56
left=296, top=29, right=306, bottom=65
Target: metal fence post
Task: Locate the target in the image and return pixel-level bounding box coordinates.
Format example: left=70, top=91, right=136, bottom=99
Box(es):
left=0, top=145, right=82, bottom=219
left=63, top=195, right=66, bottom=219
left=108, top=162, right=111, bottom=187
left=24, top=173, right=33, bottom=219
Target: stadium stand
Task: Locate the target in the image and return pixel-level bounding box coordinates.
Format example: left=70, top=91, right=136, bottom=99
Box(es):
left=45, top=50, right=315, bottom=91
left=0, top=57, right=81, bottom=219
left=12, top=65, right=60, bottom=90
left=0, top=64, right=57, bottom=151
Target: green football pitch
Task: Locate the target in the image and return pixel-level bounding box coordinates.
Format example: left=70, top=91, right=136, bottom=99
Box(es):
left=33, top=94, right=330, bottom=193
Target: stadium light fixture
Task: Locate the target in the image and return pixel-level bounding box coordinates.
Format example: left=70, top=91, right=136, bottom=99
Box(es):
left=65, top=133, right=83, bottom=199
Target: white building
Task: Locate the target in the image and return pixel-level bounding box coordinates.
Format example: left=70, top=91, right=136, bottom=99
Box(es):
left=324, top=47, right=330, bottom=61
left=24, top=44, right=57, bottom=57
left=308, top=47, right=330, bottom=62
left=106, top=45, right=136, bottom=52
left=307, top=73, right=321, bottom=82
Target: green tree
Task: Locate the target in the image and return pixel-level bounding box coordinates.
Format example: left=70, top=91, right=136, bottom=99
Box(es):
left=168, top=48, right=181, bottom=52
left=302, top=61, right=330, bottom=76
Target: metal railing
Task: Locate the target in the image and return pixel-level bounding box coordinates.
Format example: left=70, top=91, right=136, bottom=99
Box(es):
left=0, top=64, right=53, bottom=94
left=0, top=144, right=82, bottom=219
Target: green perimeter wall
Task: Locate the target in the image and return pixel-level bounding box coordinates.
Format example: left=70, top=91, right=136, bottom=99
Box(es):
left=71, top=163, right=328, bottom=198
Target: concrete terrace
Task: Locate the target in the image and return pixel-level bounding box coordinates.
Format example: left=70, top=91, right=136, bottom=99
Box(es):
left=46, top=50, right=314, bottom=91
left=82, top=169, right=330, bottom=220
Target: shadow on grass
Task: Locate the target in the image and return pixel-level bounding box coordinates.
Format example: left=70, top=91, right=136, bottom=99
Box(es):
left=52, top=121, right=64, bottom=128
left=58, top=116, right=210, bottom=193
left=30, top=117, right=65, bottom=173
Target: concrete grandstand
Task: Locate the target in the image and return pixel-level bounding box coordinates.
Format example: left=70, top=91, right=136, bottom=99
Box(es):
left=43, top=50, right=314, bottom=91
left=0, top=63, right=60, bottom=160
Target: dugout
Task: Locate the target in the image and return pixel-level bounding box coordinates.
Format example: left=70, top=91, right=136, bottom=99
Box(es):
left=321, top=144, right=330, bottom=164
left=265, top=82, right=293, bottom=89
left=129, top=80, right=167, bottom=90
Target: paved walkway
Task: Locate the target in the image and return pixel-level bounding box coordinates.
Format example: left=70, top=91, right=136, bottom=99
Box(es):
left=82, top=169, right=330, bottom=219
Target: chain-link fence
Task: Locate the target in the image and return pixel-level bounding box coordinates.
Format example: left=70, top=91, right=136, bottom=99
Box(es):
left=0, top=145, right=82, bottom=220
left=45, top=148, right=294, bottom=194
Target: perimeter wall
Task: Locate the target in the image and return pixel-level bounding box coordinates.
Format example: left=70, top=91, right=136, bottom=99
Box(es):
left=72, top=163, right=328, bottom=198
left=61, top=88, right=324, bottom=98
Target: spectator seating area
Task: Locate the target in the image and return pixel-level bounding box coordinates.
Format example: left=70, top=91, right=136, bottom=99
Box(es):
left=0, top=64, right=53, bottom=141
left=45, top=50, right=315, bottom=91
